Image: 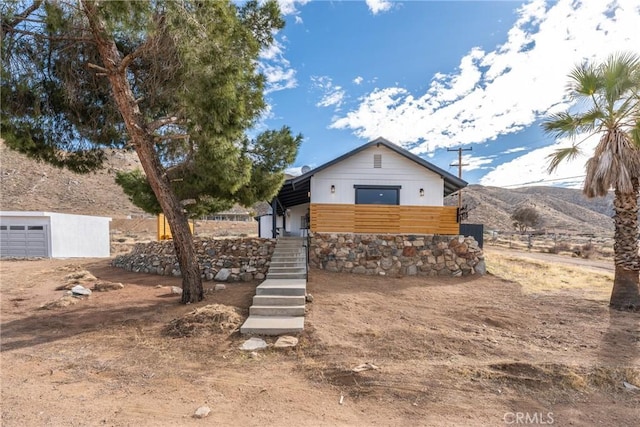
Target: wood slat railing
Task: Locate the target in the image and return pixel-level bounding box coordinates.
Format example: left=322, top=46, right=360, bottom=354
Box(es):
left=310, top=204, right=459, bottom=235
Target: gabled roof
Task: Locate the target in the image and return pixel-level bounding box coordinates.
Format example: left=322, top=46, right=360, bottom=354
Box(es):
left=287, top=137, right=467, bottom=197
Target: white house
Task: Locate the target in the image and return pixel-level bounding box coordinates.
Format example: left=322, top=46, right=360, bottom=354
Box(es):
left=259, top=137, right=467, bottom=238
left=0, top=211, right=111, bottom=258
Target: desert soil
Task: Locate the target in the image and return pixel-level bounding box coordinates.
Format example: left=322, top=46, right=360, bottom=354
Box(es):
left=1, top=241, right=639, bottom=426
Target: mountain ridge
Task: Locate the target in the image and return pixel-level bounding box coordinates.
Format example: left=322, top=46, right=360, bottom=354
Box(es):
left=1, top=141, right=615, bottom=235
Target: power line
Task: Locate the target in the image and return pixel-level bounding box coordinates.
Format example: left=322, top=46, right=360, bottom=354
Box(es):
left=500, top=175, right=586, bottom=188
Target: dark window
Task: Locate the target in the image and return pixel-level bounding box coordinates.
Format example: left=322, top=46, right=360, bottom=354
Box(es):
left=355, top=185, right=400, bottom=205
left=0, top=226, right=6, bottom=230
left=28, top=226, right=44, bottom=230
left=9, top=226, right=25, bottom=230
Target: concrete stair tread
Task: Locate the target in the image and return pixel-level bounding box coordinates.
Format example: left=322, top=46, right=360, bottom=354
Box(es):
left=256, top=279, right=306, bottom=296
left=251, top=305, right=305, bottom=309
left=258, top=278, right=306, bottom=287
left=240, top=315, right=304, bottom=335
left=267, top=274, right=306, bottom=279
left=249, top=305, right=306, bottom=316
left=253, top=295, right=305, bottom=304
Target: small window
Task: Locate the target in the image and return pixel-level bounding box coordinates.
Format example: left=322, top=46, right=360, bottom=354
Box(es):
left=9, top=226, right=25, bottom=230
left=373, top=154, right=382, bottom=168
left=28, top=226, right=44, bottom=230
left=0, top=226, right=6, bottom=230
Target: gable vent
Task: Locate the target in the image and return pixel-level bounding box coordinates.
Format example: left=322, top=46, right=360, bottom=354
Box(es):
left=373, top=154, right=382, bottom=168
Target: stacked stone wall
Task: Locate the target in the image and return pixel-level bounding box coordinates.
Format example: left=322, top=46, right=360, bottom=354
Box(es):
left=309, top=233, right=485, bottom=277
left=112, top=238, right=274, bottom=282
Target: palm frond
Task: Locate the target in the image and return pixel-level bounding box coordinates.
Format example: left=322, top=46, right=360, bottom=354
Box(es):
left=546, top=146, right=581, bottom=173
left=568, top=62, right=600, bottom=98
left=601, top=52, right=640, bottom=106
left=541, top=111, right=594, bottom=139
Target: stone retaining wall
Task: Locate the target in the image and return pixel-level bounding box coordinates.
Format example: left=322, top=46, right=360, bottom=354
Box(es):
left=112, top=238, right=275, bottom=282
left=309, top=233, right=485, bottom=277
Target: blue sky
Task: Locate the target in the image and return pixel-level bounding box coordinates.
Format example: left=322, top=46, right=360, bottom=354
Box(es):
left=258, top=0, right=640, bottom=188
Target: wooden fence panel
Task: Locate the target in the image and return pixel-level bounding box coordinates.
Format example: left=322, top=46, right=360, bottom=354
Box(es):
left=310, top=204, right=459, bottom=235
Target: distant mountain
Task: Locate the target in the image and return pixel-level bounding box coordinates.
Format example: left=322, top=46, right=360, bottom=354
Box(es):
left=0, top=141, right=618, bottom=233
left=446, top=185, right=614, bottom=235
left=0, top=140, right=146, bottom=218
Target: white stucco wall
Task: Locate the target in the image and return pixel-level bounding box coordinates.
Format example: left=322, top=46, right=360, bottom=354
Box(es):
left=49, top=213, right=111, bottom=257
left=259, top=203, right=310, bottom=238
left=0, top=211, right=111, bottom=258
left=285, top=203, right=310, bottom=236
left=258, top=214, right=284, bottom=239
left=309, top=145, right=444, bottom=206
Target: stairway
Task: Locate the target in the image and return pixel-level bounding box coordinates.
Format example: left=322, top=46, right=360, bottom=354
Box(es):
left=240, top=237, right=307, bottom=335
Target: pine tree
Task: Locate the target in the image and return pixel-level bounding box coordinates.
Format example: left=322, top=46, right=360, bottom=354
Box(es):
left=2, top=0, right=301, bottom=303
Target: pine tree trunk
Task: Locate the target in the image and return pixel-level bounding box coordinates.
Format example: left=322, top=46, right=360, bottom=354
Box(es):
left=611, top=180, right=640, bottom=310
left=82, top=1, right=203, bottom=303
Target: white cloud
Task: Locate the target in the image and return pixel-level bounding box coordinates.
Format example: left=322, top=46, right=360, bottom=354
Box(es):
left=501, top=146, right=527, bottom=154
left=461, top=154, right=496, bottom=172
left=479, top=134, right=599, bottom=189
left=311, top=76, right=346, bottom=109
left=353, top=76, right=364, bottom=85
left=259, top=39, right=297, bottom=94
left=277, top=0, right=310, bottom=15
left=294, top=16, right=303, bottom=24
left=330, top=0, right=640, bottom=157
left=366, top=0, right=393, bottom=15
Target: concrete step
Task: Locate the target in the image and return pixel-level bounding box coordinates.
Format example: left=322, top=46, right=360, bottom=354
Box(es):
left=272, top=249, right=305, bottom=255
left=240, top=316, right=304, bottom=335
left=269, top=266, right=306, bottom=274
left=249, top=305, right=306, bottom=316
left=269, top=261, right=306, bottom=268
left=267, top=272, right=307, bottom=280
left=253, top=294, right=305, bottom=306
left=270, top=255, right=306, bottom=261
left=256, top=279, right=306, bottom=296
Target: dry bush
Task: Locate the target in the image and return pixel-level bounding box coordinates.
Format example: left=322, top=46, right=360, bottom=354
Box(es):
left=164, top=304, right=243, bottom=337
left=546, top=241, right=572, bottom=254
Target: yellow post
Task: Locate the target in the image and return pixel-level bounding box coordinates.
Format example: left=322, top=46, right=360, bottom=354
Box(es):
left=157, top=213, right=193, bottom=240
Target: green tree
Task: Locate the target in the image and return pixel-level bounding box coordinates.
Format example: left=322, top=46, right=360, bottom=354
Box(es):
left=1, top=0, right=300, bottom=303
left=543, top=52, right=640, bottom=310
left=511, top=206, right=541, bottom=234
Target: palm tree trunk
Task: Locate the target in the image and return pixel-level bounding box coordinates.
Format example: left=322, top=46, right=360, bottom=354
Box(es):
left=611, top=180, right=640, bottom=309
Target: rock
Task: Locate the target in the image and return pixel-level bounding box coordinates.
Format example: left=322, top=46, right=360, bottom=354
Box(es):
left=214, top=284, right=226, bottom=291
left=475, top=260, right=487, bottom=276
left=623, top=381, right=639, bottom=391
left=40, top=295, right=80, bottom=310
left=71, top=285, right=92, bottom=296
left=93, top=281, right=124, bottom=292
left=63, top=270, right=97, bottom=284
left=352, top=362, right=379, bottom=373
left=171, top=286, right=183, bottom=295
left=193, top=406, right=211, bottom=418
left=214, top=268, right=231, bottom=281
left=305, top=293, right=314, bottom=303
left=273, top=336, right=298, bottom=348
left=250, top=351, right=260, bottom=359
left=240, top=337, right=268, bottom=351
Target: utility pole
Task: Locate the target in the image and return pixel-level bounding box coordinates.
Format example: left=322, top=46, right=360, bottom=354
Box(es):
left=448, top=147, right=472, bottom=208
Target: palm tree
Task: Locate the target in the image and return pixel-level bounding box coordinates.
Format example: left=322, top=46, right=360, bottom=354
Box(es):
left=543, top=52, right=640, bottom=310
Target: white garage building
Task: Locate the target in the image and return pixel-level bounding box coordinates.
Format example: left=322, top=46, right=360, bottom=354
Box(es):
left=0, top=211, right=111, bottom=258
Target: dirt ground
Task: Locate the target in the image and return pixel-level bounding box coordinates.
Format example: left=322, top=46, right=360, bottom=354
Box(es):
left=1, top=248, right=639, bottom=426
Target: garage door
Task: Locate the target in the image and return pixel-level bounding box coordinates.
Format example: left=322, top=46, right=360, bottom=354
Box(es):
left=0, top=225, right=49, bottom=257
